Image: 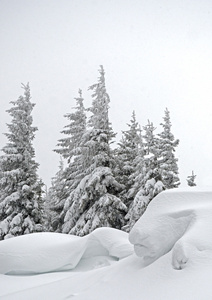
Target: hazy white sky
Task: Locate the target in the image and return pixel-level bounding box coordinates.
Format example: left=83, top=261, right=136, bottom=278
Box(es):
left=0, top=0, right=212, bottom=187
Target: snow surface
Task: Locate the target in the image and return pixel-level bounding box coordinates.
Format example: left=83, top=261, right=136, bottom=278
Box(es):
left=1, top=188, right=212, bottom=299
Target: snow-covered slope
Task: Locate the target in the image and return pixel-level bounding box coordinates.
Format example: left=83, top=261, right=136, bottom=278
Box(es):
left=1, top=188, right=212, bottom=300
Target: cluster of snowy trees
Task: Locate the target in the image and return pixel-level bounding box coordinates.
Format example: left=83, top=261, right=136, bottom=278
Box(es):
left=46, top=66, right=180, bottom=235
left=0, top=66, right=181, bottom=239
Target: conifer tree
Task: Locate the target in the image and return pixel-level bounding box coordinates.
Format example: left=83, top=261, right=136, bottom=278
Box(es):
left=46, top=158, right=67, bottom=232
left=127, top=136, right=145, bottom=201
left=158, top=108, right=180, bottom=189
left=115, top=111, right=142, bottom=205
left=0, top=84, right=44, bottom=239
left=187, top=171, right=196, bottom=187
left=62, top=66, right=127, bottom=236
left=135, top=119, right=163, bottom=199
left=55, top=89, right=87, bottom=190
left=83, top=65, right=116, bottom=171
left=48, top=90, right=87, bottom=231
left=146, top=120, right=164, bottom=194
left=54, top=89, right=86, bottom=162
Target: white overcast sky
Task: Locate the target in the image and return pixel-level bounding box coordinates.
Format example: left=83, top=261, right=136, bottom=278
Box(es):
left=0, top=0, right=212, bottom=188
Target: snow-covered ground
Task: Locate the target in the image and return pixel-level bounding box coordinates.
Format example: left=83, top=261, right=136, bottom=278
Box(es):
left=1, top=188, right=212, bottom=299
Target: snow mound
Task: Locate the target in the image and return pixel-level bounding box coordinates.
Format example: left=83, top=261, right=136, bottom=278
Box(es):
left=2, top=189, right=212, bottom=299
left=129, top=187, right=212, bottom=269
left=0, top=227, right=133, bottom=275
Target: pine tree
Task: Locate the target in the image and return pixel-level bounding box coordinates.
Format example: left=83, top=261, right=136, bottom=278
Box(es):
left=62, top=66, right=127, bottom=236
left=54, top=89, right=87, bottom=191
left=127, top=137, right=145, bottom=201
left=84, top=65, right=116, bottom=171
left=0, top=84, right=44, bottom=239
left=187, top=171, right=196, bottom=187
left=115, top=111, right=142, bottom=205
left=48, top=90, right=87, bottom=231
left=54, top=89, right=86, bottom=162
left=158, top=108, right=180, bottom=189
left=136, top=119, right=163, bottom=199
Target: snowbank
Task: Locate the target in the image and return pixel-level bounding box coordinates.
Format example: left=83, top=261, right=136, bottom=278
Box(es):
left=1, top=188, right=212, bottom=300
left=0, top=227, right=133, bottom=275
left=129, top=187, right=212, bottom=269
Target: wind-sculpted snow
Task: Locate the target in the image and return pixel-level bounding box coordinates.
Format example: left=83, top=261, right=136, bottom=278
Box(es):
left=1, top=189, right=212, bottom=299
left=0, top=227, right=133, bottom=275
left=129, top=188, right=212, bottom=269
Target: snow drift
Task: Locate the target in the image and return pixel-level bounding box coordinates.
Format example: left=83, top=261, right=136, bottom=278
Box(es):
left=1, top=188, right=212, bottom=300
left=129, top=188, right=212, bottom=269
left=0, top=227, right=133, bottom=275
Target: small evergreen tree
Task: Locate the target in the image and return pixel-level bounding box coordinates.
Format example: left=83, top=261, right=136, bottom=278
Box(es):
left=158, top=108, right=180, bottom=189
left=0, top=84, right=44, bottom=239
left=187, top=171, right=196, bottom=187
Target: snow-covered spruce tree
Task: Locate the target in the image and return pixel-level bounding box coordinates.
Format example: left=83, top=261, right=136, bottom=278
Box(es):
left=114, top=111, right=142, bottom=205
left=48, top=90, right=87, bottom=232
left=157, top=108, right=180, bottom=189
left=45, top=158, right=67, bottom=232
left=81, top=65, right=116, bottom=173
left=62, top=90, right=87, bottom=192
left=125, top=120, right=164, bottom=232
left=54, top=89, right=86, bottom=163
left=187, top=171, right=197, bottom=187
left=0, top=84, right=44, bottom=239
left=62, top=66, right=127, bottom=236
left=135, top=120, right=164, bottom=199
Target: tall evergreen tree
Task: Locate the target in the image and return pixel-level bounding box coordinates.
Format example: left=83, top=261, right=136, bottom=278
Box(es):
left=84, top=65, right=116, bottom=171
left=62, top=66, right=127, bottom=236
left=48, top=90, right=87, bottom=231
left=115, top=111, right=142, bottom=205
left=158, top=108, right=180, bottom=189
left=54, top=89, right=87, bottom=190
left=0, top=84, right=44, bottom=239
